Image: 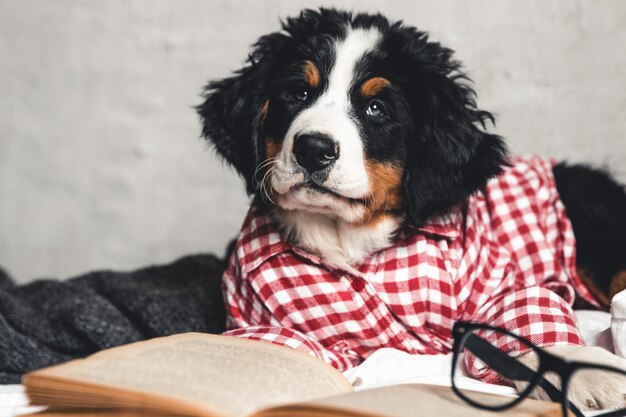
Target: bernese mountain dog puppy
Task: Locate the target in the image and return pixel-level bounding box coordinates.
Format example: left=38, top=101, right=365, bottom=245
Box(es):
left=197, top=9, right=626, bottom=410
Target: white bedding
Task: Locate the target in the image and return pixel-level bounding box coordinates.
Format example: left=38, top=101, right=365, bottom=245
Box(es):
left=0, top=310, right=618, bottom=417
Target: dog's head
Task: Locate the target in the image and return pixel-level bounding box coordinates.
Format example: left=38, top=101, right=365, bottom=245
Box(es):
left=198, top=9, right=508, bottom=228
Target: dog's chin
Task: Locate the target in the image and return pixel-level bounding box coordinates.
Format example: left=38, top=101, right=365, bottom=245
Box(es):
left=274, top=183, right=366, bottom=224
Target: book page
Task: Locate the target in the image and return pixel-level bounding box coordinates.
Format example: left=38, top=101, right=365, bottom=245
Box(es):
left=253, top=384, right=562, bottom=417
left=25, top=333, right=352, bottom=417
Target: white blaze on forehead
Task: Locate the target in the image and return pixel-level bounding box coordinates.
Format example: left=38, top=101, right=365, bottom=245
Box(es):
left=317, top=27, right=381, bottom=198
left=271, top=26, right=382, bottom=218
left=323, top=27, right=382, bottom=109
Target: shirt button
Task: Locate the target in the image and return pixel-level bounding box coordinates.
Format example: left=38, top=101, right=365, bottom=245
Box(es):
left=352, top=279, right=365, bottom=291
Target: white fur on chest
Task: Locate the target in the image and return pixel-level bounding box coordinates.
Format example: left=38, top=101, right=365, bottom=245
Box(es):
left=274, top=209, right=401, bottom=272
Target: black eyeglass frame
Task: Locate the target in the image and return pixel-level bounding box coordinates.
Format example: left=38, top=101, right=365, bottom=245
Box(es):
left=451, top=321, right=626, bottom=417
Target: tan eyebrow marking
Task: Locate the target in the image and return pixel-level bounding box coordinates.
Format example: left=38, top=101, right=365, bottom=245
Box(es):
left=303, top=60, right=320, bottom=88
left=360, top=77, right=391, bottom=98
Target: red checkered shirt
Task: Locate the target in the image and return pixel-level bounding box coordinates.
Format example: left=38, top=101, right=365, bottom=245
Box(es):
left=222, top=155, right=600, bottom=383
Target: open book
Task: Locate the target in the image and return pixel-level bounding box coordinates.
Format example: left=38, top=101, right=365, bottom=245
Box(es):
left=21, top=333, right=563, bottom=417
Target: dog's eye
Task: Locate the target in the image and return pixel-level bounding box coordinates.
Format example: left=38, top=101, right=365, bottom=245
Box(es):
left=366, top=100, right=385, bottom=118
left=291, top=88, right=309, bottom=102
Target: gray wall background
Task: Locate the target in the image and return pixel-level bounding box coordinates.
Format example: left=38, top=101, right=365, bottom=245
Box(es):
left=1, top=0, right=624, bottom=283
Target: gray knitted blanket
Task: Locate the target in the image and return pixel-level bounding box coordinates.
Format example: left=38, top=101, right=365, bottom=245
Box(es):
left=0, top=254, right=226, bottom=384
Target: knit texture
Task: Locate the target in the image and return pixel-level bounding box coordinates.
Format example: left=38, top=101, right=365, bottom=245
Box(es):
left=0, top=254, right=226, bottom=384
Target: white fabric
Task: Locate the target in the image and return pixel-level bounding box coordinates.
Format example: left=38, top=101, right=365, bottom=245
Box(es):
left=576, top=309, right=613, bottom=352
left=343, top=348, right=518, bottom=396
left=611, top=289, right=626, bottom=358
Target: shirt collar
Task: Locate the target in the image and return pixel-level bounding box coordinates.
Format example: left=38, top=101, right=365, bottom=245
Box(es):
left=413, top=206, right=463, bottom=240
left=235, top=204, right=289, bottom=274
left=237, top=202, right=464, bottom=275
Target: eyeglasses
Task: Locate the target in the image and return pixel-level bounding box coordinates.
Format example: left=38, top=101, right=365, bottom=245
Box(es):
left=451, top=321, right=626, bottom=417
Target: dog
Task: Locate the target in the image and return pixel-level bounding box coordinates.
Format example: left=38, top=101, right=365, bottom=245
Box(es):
left=197, top=9, right=626, bottom=410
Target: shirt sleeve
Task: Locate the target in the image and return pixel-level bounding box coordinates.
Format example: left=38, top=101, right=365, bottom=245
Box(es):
left=464, top=286, right=584, bottom=384
left=221, top=326, right=355, bottom=370
left=221, top=250, right=357, bottom=371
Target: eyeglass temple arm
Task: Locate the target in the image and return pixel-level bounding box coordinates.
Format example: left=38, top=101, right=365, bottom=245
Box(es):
left=464, top=335, right=585, bottom=417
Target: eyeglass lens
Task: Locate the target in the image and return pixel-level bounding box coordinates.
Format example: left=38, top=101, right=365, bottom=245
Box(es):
left=453, top=328, right=541, bottom=408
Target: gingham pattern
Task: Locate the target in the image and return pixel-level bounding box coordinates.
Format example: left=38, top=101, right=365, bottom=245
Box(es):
left=222, top=155, right=600, bottom=383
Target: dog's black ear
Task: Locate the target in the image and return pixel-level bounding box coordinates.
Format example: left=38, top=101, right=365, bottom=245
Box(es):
left=197, top=33, right=286, bottom=194
left=397, top=31, right=509, bottom=226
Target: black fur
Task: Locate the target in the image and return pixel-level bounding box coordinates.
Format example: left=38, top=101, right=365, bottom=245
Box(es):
left=554, top=163, right=626, bottom=296
left=375, top=24, right=509, bottom=226
left=197, top=8, right=508, bottom=227
left=196, top=39, right=278, bottom=194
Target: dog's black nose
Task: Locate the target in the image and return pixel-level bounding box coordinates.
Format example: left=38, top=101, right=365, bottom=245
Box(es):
left=293, top=133, right=339, bottom=174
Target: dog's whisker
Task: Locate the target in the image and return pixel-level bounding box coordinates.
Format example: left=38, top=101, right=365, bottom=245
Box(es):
left=260, top=170, right=270, bottom=202
left=260, top=167, right=277, bottom=206
left=254, top=158, right=277, bottom=177
left=253, top=158, right=272, bottom=176
left=253, top=157, right=277, bottom=188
